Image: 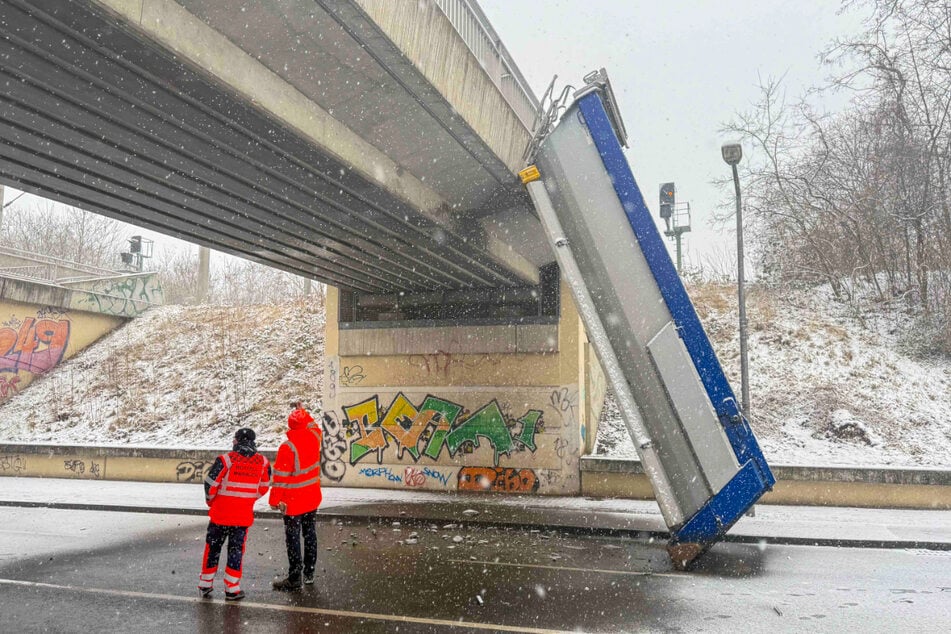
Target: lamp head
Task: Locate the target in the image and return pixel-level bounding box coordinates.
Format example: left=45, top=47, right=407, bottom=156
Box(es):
left=721, top=143, right=743, bottom=166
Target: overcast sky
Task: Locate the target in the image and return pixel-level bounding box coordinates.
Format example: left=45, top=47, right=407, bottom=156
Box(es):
left=2, top=0, right=867, bottom=273
left=479, top=0, right=866, bottom=270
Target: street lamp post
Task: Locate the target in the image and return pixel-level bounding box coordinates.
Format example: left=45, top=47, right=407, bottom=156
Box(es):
left=721, top=143, right=750, bottom=418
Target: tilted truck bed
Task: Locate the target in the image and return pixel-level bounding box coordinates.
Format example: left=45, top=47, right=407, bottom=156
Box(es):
left=522, top=78, right=774, bottom=568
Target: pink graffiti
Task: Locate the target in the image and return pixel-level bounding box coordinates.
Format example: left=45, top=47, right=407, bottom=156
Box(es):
left=403, top=467, right=426, bottom=487
left=0, top=375, right=21, bottom=398
left=0, top=318, right=70, bottom=374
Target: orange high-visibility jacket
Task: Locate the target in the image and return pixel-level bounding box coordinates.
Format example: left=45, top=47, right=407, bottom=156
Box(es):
left=205, top=450, right=271, bottom=527
left=269, top=409, right=322, bottom=516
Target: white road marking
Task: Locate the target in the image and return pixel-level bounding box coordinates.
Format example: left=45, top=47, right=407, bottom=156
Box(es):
left=0, top=578, right=572, bottom=634
left=451, top=559, right=687, bottom=579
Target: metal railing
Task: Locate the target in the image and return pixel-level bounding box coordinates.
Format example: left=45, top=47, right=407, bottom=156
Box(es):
left=433, top=0, right=539, bottom=130
left=0, top=244, right=117, bottom=278
left=0, top=264, right=55, bottom=282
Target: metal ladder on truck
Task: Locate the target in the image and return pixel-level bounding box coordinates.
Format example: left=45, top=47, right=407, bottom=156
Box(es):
left=519, top=70, right=775, bottom=569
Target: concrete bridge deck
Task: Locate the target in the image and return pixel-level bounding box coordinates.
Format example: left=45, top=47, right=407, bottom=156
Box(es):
left=0, top=0, right=544, bottom=294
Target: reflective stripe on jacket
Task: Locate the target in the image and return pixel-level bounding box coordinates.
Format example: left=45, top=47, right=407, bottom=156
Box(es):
left=205, top=451, right=271, bottom=527
left=269, top=412, right=322, bottom=516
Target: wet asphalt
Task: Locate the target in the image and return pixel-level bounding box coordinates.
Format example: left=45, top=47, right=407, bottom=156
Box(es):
left=0, top=506, right=948, bottom=633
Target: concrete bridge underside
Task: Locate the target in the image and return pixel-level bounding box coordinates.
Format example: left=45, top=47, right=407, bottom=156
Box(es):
left=0, top=0, right=606, bottom=497
left=0, top=0, right=545, bottom=295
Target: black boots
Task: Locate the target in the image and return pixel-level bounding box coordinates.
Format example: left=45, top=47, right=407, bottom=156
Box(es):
left=272, top=577, right=302, bottom=592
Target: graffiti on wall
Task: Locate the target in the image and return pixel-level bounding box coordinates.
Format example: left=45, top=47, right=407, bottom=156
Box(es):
left=408, top=352, right=502, bottom=379
left=0, top=375, right=21, bottom=398
left=343, top=393, right=543, bottom=468
left=0, top=315, right=70, bottom=376
left=549, top=388, right=578, bottom=425
left=458, top=466, right=539, bottom=493
left=63, top=458, right=102, bottom=479
left=354, top=464, right=455, bottom=488
left=0, top=454, right=26, bottom=474
left=339, top=365, right=365, bottom=387
left=320, top=412, right=348, bottom=482
left=175, top=461, right=212, bottom=483
left=75, top=275, right=163, bottom=317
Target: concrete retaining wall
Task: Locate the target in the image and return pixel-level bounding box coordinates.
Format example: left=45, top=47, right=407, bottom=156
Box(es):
left=582, top=457, right=951, bottom=510
left=0, top=443, right=277, bottom=484
left=0, top=299, right=126, bottom=403
left=323, top=283, right=594, bottom=497
left=1, top=444, right=947, bottom=510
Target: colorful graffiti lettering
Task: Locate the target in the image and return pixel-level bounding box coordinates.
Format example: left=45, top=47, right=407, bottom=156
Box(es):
left=344, top=394, right=543, bottom=467
left=0, top=317, right=70, bottom=375
left=358, top=466, right=402, bottom=482
left=457, top=467, right=539, bottom=493
left=0, top=454, right=26, bottom=473
left=320, top=412, right=348, bottom=482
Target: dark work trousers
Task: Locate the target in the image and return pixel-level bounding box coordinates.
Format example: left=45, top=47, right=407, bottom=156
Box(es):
left=199, top=523, right=249, bottom=592
left=283, top=510, right=318, bottom=582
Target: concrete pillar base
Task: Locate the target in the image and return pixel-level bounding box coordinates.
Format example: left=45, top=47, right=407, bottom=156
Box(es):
left=321, top=282, right=604, bottom=495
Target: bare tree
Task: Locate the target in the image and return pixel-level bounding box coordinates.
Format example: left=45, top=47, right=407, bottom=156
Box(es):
left=0, top=200, right=128, bottom=268
left=719, top=1, right=951, bottom=353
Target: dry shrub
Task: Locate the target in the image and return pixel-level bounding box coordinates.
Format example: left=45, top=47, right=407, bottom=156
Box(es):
left=687, top=283, right=733, bottom=320
left=747, top=286, right=776, bottom=327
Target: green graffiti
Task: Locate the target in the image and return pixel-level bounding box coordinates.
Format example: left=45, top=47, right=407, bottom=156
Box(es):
left=514, top=410, right=543, bottom=452
left=419, top=396, right=464, bottom=461
left=75, top=274, right=164, bottom=317
left=344, top=394, right=543, bottom=467
left=445, top=401, right=513, bottom=466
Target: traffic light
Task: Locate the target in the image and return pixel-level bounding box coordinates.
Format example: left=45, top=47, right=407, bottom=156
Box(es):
left=659, top=182, right=675, bottom=205
left=129, top=235, right=142, bottom=254
left=659, top=183, right=675, bottom=231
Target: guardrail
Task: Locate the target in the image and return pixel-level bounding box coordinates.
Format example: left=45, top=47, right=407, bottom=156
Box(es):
left=434, top=0, right=539, bottom=130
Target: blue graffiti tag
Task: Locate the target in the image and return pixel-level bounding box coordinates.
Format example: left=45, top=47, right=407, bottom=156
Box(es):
left=422, top=467, right=450, bottom=486
left=358, top=466, right=402, bottom=483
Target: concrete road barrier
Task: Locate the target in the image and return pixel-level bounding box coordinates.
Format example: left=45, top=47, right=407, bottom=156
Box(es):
left=0, top=444, right=947, bottom=510
left=0, top=443, right=277, bottom=485
left=581, top=457, right=951, bottom=510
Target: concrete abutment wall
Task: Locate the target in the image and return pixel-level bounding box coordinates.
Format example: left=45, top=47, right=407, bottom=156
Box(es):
left=0, top=299, right=126, bottom=404
left=323, top=282, right=602, bottom=495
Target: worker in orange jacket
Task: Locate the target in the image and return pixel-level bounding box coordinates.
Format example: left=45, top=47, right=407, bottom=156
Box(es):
left=270, top=400, right=322, bottom=591
left=198, top=427, right=271, bottom=601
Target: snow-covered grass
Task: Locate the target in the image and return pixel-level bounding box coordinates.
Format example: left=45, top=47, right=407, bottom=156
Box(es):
left=1, top=284, right=948, bottom=468
left=595, top=282, right=951, bottom=467
left=0, top=299, right=324, bottom=447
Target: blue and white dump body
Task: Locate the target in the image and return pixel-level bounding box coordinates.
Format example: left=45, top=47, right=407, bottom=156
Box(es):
left=524, top=80, right=774, bottom=567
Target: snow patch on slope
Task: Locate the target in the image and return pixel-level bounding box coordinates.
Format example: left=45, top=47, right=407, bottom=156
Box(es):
left=0, top=301, right=324, bottom=447
left=595, top=284, right=951, bottom=467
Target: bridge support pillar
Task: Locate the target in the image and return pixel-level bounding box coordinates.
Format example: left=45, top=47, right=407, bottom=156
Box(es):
left=321, top=282, right=606, bottom=495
